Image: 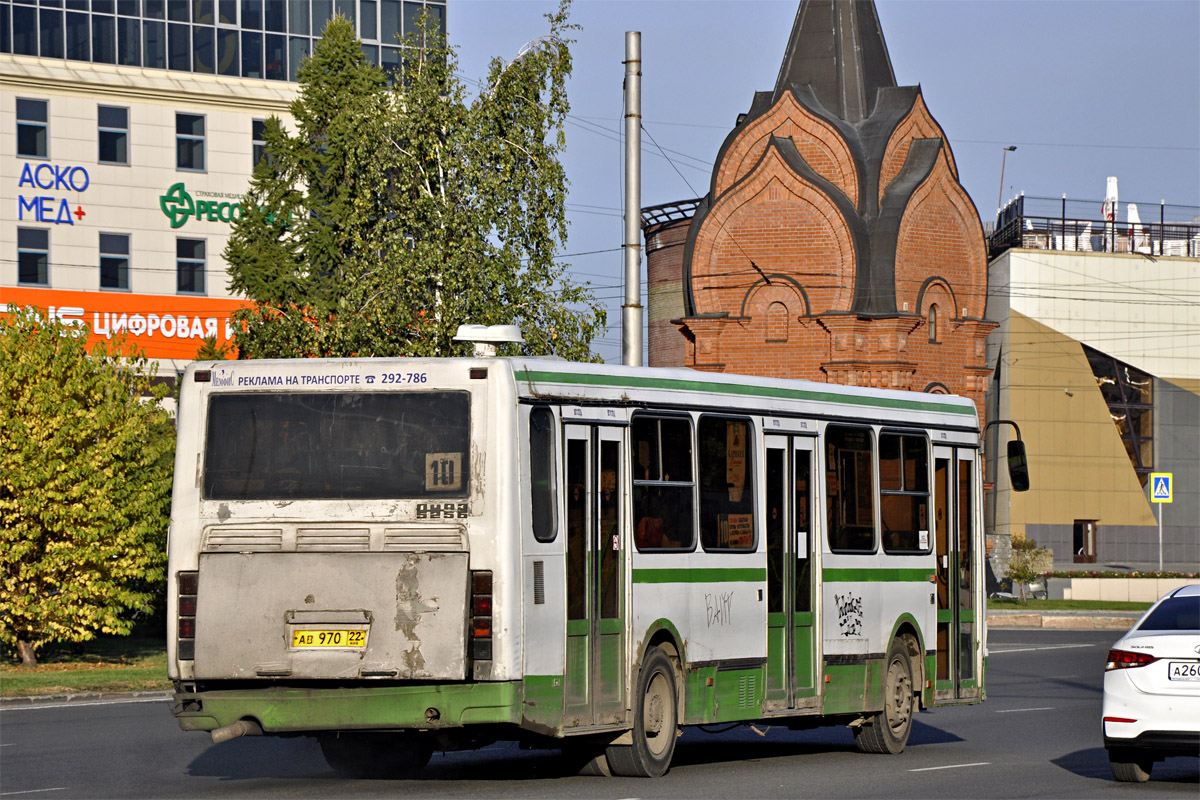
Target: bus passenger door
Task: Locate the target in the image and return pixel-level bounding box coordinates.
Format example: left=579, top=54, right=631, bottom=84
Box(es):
left=933, top=447, right=980, bottom=702
left=765, top=435, right=817, bottom=712
left=563, top=424, right=627, bottom=728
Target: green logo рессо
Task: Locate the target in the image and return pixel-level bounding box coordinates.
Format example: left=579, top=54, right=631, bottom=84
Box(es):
left=160, top=183, right=243, bottom=228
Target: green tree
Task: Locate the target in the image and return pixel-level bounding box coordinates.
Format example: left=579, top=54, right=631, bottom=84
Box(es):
left=225, top=2, right=604, bottom=361
left=0, top=307, right=175, bottom=666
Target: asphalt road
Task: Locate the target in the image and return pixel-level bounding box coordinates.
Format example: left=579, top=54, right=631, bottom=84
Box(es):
left=2, top=629, right=1196, bottom=799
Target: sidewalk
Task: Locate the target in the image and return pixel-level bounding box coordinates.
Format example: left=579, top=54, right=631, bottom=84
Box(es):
left=986, top=609, right=1140, bottom=630
left=0, top=689, right=171, bottom=709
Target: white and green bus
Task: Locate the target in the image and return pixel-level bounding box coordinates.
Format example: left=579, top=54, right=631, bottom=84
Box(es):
left=168, top=338, right=1027, bottom=777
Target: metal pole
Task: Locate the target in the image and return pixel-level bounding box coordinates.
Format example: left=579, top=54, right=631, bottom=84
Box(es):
left=1159, top=200, right=1165, bottom=256
left=996, top=145, right=1016, bottom=223
left=622, top=31, right=643, bottom=367
left=1157, top=502, right=1163, bottom=572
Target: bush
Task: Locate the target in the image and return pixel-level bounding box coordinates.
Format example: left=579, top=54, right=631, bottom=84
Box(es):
left=1005, top=532, right=1053, bottom=603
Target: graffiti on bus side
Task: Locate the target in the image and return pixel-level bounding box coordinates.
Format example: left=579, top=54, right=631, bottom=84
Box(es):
left=835, top=592, right=863, bottom=637
left=704, top=591, right=734, bottom=628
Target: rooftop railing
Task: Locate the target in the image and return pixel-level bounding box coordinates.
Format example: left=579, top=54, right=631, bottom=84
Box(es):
left=989, top=195, right=1200, bottom=259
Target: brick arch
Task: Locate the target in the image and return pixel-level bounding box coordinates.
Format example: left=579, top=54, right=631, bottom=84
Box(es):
left=915, top=276, right=957, bottom=318
left=893, top=151, right=987, bottom=320
left=690, top=148, right=856, bottom=317
left=739, top=275, right=811, bottom=319
left=878, top=93, right=959, bottom=209
left=715, top=92, right=859, bottom=207
left=923, top=382, right=951, bottom=394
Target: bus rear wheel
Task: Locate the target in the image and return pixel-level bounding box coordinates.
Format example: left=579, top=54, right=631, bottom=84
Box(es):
left=318, top=732, right=433, bottom=778
left=607, top=646, right=679, bottom=777
left=854, top=637, right=915, bottom=755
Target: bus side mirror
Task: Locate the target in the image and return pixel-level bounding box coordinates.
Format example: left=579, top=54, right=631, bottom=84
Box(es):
left=1007, top=440, right=1030, bottom=492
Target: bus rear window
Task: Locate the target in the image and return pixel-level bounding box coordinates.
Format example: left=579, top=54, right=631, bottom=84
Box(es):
left=203, top=392, right=470, bottom=500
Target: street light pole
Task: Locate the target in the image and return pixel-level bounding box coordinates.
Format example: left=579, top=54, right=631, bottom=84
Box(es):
left=997, top=145, right=1017, bottom=218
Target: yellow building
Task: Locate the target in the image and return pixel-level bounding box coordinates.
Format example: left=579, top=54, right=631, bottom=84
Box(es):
left=985, top=235, right=1199, bottom=570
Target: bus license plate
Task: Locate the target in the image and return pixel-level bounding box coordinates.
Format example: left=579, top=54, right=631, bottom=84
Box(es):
left=292, top=629, right=367, bottom=648
left=1167, top=662, right=1200, bottom=681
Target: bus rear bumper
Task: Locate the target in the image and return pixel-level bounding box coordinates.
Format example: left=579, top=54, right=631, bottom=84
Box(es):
left=173, top=681, right=523, bottom=735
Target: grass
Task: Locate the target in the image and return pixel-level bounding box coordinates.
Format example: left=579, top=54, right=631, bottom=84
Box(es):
left=987, top=598, right=1151, bottom=612
left=1, top=636, right=170, bottom=698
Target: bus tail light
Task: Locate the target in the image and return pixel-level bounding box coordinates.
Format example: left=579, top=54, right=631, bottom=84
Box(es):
left=177, top=571, right=198, bottom=661
left=471, top=570, right=493, bottom=661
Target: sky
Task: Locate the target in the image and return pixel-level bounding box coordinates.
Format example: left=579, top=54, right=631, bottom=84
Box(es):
left=449, top=0, right=1200, bottom=363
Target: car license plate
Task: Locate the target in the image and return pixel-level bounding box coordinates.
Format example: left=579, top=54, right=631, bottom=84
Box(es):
left=1167, top=661, right=1200, bottom=681
left=291, top=629, right=367, bottom=648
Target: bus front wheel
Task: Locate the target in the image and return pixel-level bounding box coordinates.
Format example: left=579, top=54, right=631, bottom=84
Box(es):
left=607, top=646, right=679, bottom=777
left=854, top=637, right=915, bottom=755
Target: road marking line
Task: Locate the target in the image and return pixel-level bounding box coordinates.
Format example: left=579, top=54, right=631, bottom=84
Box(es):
left=989, top=644, right=1096, bottom=654
left=909, top=762, right=991, bottom=772
left=994, top=706, right=1055, bottom=713
left=0, top=696, right=168, bottom=712
left=0, top=789, right=67, bottom=796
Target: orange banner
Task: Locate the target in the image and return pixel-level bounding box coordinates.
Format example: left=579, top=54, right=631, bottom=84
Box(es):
left=0, top=287, right=248, bottom=360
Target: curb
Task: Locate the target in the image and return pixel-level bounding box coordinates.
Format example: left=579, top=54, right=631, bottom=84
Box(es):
left=986, top=611, right=1138, bottom=630
left=0, top=689, right=171, bottom=709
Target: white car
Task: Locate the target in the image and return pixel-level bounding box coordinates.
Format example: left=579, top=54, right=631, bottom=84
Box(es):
left=1102, top=583, right=1200, bottom=782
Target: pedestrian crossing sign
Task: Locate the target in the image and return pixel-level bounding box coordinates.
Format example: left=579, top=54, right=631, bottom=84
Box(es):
left=1150, top=472, right=1173, bottom=503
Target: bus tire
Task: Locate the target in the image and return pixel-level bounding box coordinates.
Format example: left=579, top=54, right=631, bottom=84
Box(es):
left=606, top=646, right=679, bottom=777
left=318, top=732, right=433, bottom=778
left=854, top=637, right=915, bottom=755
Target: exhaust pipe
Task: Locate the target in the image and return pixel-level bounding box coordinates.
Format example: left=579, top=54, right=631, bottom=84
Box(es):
left=211, top=719, right=263, bottom=744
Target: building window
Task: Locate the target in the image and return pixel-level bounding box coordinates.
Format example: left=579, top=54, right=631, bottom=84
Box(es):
left=879, top=432, right=930, bottom=554
left=100, top=233, right=131, bottom=290
left=177, top=238, right=206, bottom=294
left=252, top=119, right=268, bottom=167
left=98, top=106, right=129, bottom=165
left=699, top=416, right=755, bottom=551
left=17, top=99, right=49, bottom=159
left=12, top=5, right=38, bottom=56
left=1084, top=345, right=1154, bottom=486
left=927, top=303, right=939, bottom=343
left=18, top=228, right=50, bottom=286
left=67, top=12, right=91, bottom=61
left=826, top=425, right=876, bottom=553
left=632, top=415, right=695, bottom=551
left=176, top=113, right=205, bottom=171
left=40, top=7, right=65, bottom=59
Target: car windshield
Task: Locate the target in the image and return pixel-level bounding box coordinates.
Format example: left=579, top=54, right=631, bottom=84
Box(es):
left=1137, top=595, right=1200, bottom=631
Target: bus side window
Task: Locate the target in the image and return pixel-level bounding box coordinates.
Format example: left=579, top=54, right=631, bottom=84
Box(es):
left=529, top=407, right=557, bottom=542
left=825, top=425, right=876, bottom=553
left=879, top=432, right=930, bottom=554
left=632, top=415, right=695, bottom=551
left=698, top=416, right=755, bottom=552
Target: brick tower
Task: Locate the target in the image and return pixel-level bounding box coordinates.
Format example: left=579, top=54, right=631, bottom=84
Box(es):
left=645, top=0, right=995, bottom=416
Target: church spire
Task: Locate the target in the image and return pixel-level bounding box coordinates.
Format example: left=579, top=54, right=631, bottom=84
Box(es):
left=774, top=0, right=897, bottom=123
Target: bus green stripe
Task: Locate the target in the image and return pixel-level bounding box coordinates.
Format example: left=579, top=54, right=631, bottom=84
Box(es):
left=822, top=568, right=934, bottom=583
left=514, top=369, right=974, bottom=416
left=633, top=567, right=767, bottom=584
